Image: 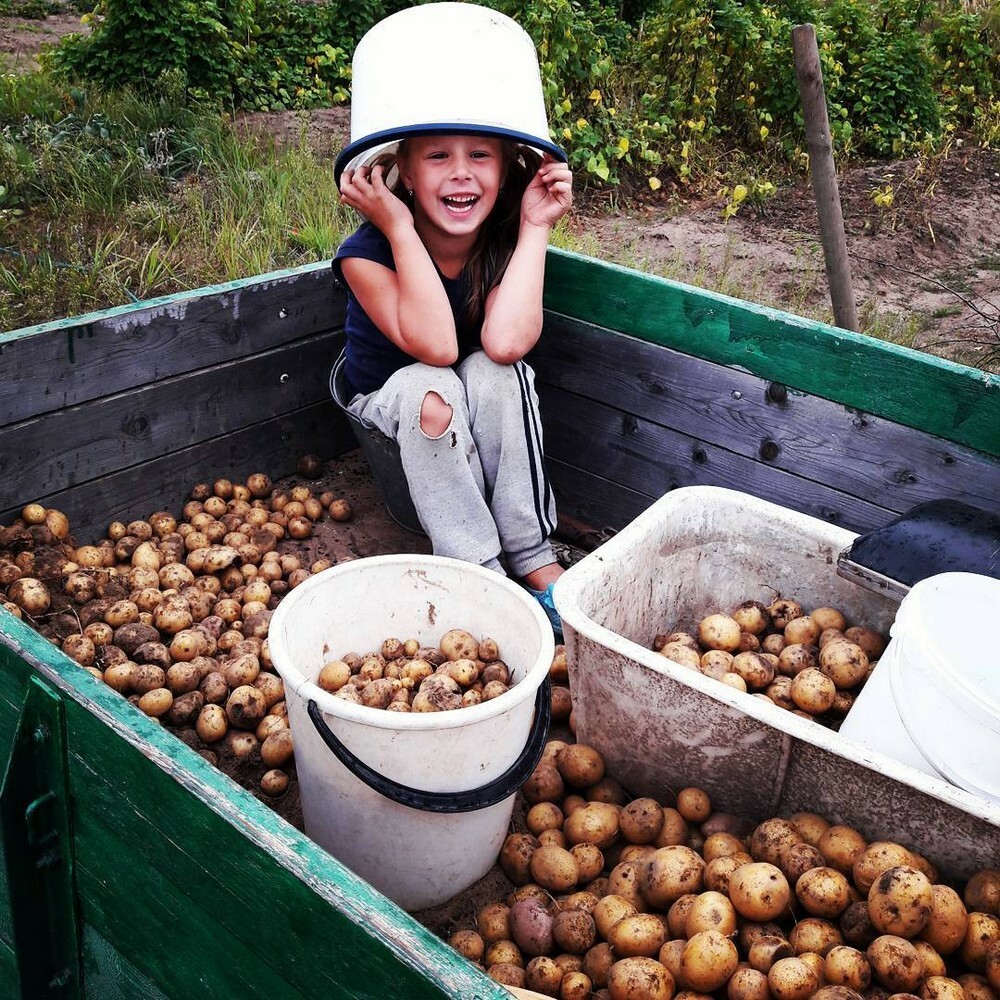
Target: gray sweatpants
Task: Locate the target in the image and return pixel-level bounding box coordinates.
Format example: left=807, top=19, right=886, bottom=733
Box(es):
left=346, top=352, right=557, bottom=578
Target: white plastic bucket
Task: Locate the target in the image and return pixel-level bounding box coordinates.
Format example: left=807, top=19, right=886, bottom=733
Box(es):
left=334, top=2, right=565, bottom=183
left=839, top=572, right=1000, bottom=803
left=268, top=554, right=554, bottom=911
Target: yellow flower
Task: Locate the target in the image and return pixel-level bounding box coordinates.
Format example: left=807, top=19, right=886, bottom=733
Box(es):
left=759, top=125, right=769, bottom=141
left=732, top=184, right=748, bottom=204
left=649, top=177, right=662, bottom=191
left=576, top=118, right=588, bottom=129
left=561, top=100, right=572, bottom=113
left=589, top=89, right=602, bottom=104
left=562, top=127, right=573, bottom=140
left=607, top=107, right=617, bottom=117
left=617, top=137, right=629, bottom=154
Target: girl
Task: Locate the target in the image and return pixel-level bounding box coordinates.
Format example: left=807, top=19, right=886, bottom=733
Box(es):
left=334, top=134, right=573, bottom=634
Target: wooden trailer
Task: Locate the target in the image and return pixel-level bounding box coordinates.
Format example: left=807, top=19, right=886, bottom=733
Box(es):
left=0, top=248, right=997, bottom=998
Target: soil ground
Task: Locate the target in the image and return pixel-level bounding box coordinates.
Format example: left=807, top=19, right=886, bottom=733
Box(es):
left=3, top=12, right=999, bottom=370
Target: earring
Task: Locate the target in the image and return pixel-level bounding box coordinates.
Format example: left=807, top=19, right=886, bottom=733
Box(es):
left=406, top=188, right=413, bottom=197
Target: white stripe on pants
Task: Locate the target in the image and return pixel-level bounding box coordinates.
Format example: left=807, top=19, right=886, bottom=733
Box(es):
left=345, top=351, right=557, bottom=577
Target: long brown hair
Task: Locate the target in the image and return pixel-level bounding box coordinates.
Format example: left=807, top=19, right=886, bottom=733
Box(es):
left=386, top=138, right=543, bottom=330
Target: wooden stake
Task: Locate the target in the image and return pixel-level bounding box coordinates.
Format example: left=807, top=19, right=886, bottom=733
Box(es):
left=792, top=23, right=860, bottom=332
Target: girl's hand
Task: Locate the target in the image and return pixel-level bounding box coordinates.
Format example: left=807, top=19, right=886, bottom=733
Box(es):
left=339, top=163, right=413, bottom=237
left=520, top=156, right=573, bottom=230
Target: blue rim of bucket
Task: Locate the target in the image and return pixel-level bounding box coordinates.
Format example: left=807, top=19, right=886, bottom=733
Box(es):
left=334, top=123, right=567, bottom=185
left=306, top=677, right=551, bottom=813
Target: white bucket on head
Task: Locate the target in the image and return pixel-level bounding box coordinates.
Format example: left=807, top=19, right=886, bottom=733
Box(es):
left=268, top=554, right=554, bottom=911
left=334, top=1, right=565, bottom=183
left=839, top=571, right=1000, bottom=803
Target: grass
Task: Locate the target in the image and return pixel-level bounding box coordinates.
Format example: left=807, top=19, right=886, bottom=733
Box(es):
left=1, top=75, right=354, bottom=330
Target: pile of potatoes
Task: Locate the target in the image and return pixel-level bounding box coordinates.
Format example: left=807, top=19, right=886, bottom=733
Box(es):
left=317, top=627, right=520, bottom=712
left=652, top=598, right=888, bottom=729
left=447, top=742, right=1000, bottom=1000
left=0, top=468, right=354, bottom=799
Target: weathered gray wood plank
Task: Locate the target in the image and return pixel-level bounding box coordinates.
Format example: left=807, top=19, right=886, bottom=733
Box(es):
left=538, top=383, right=896, bottom=532
left=547, top=457, right=654, bottom=534
left=532, top=316, right=1000, bottom=514
left=0, top=330, right=344, bottom=510
left=0, top=263, right=343, bottom=425
left=0, top=402, right=356, bottom=542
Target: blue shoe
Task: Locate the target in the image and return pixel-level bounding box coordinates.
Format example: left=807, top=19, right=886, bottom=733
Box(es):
left=527, top=582, right=563, bottom=641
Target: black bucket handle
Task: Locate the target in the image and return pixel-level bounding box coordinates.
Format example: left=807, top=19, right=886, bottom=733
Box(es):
left=306, top=678, right=551, bottom=814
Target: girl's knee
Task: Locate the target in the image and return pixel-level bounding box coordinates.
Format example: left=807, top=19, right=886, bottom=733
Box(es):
left=419, top=391, right=453, bottom=437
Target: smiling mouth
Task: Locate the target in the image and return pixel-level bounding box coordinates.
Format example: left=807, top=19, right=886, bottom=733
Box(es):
left=442, top=195, right=479, bottom=214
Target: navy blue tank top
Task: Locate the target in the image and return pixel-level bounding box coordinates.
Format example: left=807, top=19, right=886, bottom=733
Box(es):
left=333, top=223, right=481, bottom=396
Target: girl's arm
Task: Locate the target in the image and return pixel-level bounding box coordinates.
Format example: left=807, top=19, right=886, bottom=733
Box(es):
left=480, top=157, right=573, bottom=364
left=339, top=165, right=459, bottom=366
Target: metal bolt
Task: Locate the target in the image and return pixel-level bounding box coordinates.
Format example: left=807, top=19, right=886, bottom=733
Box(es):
left=36, top=849, right=61, bottom=869
left=32, top=726, right=48, bottom=743
left=731, top=390, right=742, bottom=400
left=278, top=308, right=288, bottom=319
left=48, top=969, right=71, bottom=989
left=279, top=373, right=289, bottom=384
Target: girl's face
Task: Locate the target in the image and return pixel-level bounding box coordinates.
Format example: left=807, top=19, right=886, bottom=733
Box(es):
left=397, top=135, right=506, bottom=240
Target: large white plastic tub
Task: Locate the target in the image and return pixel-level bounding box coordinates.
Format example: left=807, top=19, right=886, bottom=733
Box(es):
left=552, top=486, right=1000, bottom=880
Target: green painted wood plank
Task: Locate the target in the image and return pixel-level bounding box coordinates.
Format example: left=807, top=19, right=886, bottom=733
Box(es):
left=0, top=935, right=19, bottom=1000
left=0, top=262, right=343, bottom=425
left=543, top=249, right=1000, bottom=457
left=0, top=400, right=357, bottom=541
left=533, top=316, right=999, bottom=513
left=0, top=329, right=343, bottom=512
left=81, top=925, right=169, bottom=1000
left=0, top=612, right=509, bottom=999
left=540, top=383, right=896, bottom=532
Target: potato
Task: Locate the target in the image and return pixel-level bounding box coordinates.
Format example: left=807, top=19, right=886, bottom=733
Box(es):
left=560, top=970, right=593, bottom=1000
left=824, top=945, right=871, bottom=991
left=781, top=841, right=826, bottom=885
left=448, top=928, right=485, bottom=964
left=784, top=615, right=822, bottom=646
left=797, top=867, right=852, bottom=919
left=790, top=667, right=836, bottom=713
left=726, top=967, right=771, bottom=1000
left=260, top=729, right=294, bottom=768
left=768, top=598, right=804, bottom=630
left=676, top=787, right=712, bottom=823
left=853, top=842, right=917, bottom=895
left=527, top=801, right=565, bottom=837
left=729, top=863, right=791, bottom=921
left=867, top=934, right=922, bottom=992
left=583, top=941, right=615, bottom=989
left=522, top=763, right=565, bottom=804
left=7, top=577, right=51, bottom=616
left=587, top=776, right=626, bottom=805
left=564, top=802, right=620, bottom=849
left=195, top=703, right=227, bottom=743
left=747, top=934, right=794, bottom=973
left=685, top=890, right=737, bottom=938
left=839, top=900, right=877, bottom=949
left=557, top=744, right=606, bottom=788
left=571, top=843, right=605, bottom=885
left=526, top=955, right=563, bottom=995
left=919, top=975, right=966, bottom=1000
left=749, top=818, right=803, bottom=866
left=607, top=957, right=675, bottom=1000
left=767, top=956, right=819, bottom=1000
left=788, top=916, right=843, bottom=955
left=439, top=628, right=478, bottom=661
left=225, top=684, right=267, bottom=730
left=961, top=912, right=1000, bottom=972
left=680, top=929, right=739, bottom=992
left=259, top=769, right=289, bottom=797
left=654, top=807, right=689, bottom=847
left=477, top=902, right=512, bottom=943
left=818, top=825, right=868, bottom=875
left=732, top=601, right=771, bottom=635
left=509, top=897, right=554, bottom=957
left=965, top=870, right=1000, bottom=916
left=553, top=908, right=597, bottom=955
left=843, top=626, right=886, bottom=659
left=698, top=614, right=743, bottom=652
left=608, top=913, right=666, bottom=958
left=819, top=641, right=869, bottom=689
left=658, top=641, right=702, bottom=669
left=640, top=846, right=705, bottom=909
left=531, top=845, right=579, bottom=893
left=867, top=866, right=933, bottom=938
left=620, top=798, right=665, bottom=845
